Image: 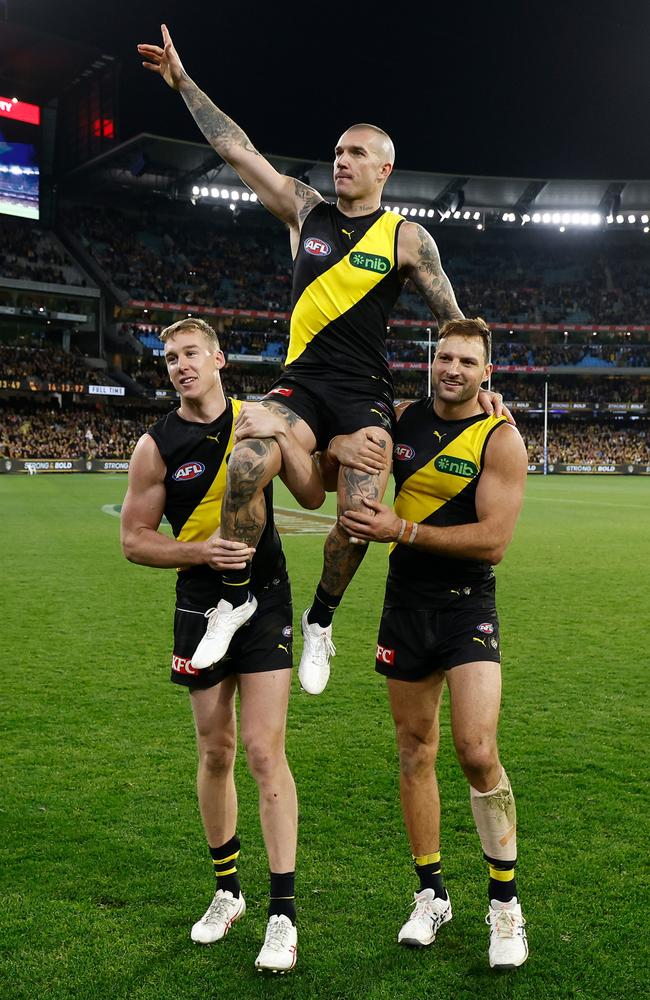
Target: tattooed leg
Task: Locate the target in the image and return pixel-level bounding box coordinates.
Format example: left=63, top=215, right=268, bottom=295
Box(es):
left=320, top=429, right=392, bottom=598
left=221, top=437, right=282, bottom=547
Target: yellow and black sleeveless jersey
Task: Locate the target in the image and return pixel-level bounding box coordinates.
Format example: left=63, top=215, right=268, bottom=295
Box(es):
left=147, top=399, right=287, bottom=602
left=287, top=202, right=405, bottom=381
left=386, top=398, right=508, bottom=607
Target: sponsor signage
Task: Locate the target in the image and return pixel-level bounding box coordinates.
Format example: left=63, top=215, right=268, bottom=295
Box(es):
left=0, top=95, right=40, bottom=125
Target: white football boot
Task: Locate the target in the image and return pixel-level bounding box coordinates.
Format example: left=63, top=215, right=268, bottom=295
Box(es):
left=398, top=888, right=453, bottom=947
left=486, top=897, right=528, bottom=968
left=254, top=914, right=298, bottom=973
left=298, top=610, right=336, bottom=695
left=191, top=595, right=257, bottom=669
left=190, top=889, right=246, bottom=944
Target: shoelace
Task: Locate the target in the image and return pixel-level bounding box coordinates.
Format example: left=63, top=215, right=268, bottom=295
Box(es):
left=311, top=632, right=336, bottom=663
left=487, top=908, right=525, bottom=938
left=204, top=894, right=237, bottom=925
left=264, top=919, right=292, bottom=952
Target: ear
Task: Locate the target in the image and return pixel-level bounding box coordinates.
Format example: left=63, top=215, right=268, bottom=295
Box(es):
left=214, top=350, right=226, bottom=370
left=379, top=162, right=393, bottom=183
left=481, top=362, right=493, bottom=384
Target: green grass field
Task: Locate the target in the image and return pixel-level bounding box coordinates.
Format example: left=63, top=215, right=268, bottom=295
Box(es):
left=1, top=474, right=648, bottom=1000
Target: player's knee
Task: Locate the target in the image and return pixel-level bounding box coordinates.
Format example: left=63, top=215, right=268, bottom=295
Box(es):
left=242, top=735, right=284, bottom=784
left=228, top=438, right=278, bottom=490
left=456, top=736, right=499, bottom=784
left=198, top=739, right=236, bottom=777
left=396, top=726, right=439, bottom=779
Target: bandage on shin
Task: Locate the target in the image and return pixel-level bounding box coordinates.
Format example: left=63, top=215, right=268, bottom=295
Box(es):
left=470, top=768, right=517, bottom=863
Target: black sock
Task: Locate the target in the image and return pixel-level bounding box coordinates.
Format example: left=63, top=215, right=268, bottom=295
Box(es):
left=221, top=565, right=251, bottom=609
left=268, top=871, right=296, bottom=924
left=487, top=859, right=517, bottom=903
left=414, top=851, right=447, bottom=900
left=209, top=835, right=241, bottom=897
left=307, top=584, right=341, bottom=628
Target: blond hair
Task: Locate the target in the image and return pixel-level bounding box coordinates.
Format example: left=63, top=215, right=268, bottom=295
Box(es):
left=159, top=318, right=221, bottom=351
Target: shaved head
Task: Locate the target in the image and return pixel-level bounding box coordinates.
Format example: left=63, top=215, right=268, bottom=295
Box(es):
left=341, top=123, right=395, bottom=166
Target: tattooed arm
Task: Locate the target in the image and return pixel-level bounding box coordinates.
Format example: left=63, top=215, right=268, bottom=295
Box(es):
left=138, top=24, right=323, bottom=229
left=398, top=222, right=464, bottom=323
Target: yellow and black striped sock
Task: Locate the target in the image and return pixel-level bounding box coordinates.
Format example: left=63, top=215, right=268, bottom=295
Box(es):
left=221, top=565, right=251, bottom=609
left=414, top=851, right=447, bottom=899
left=307, top=584, right=341, bottom=628
left=209, top=835, right=241, bottom=897
left=486, top=854, right=517, bottom=903
left=269, top=871, right=296, bottom=924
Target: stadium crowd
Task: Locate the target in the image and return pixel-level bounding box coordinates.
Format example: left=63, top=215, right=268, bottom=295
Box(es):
left=0, top=345, right=111, bottom=387
left=1, top=398, right=647, bottom=465
left=1, top=218, right=87, bottom=287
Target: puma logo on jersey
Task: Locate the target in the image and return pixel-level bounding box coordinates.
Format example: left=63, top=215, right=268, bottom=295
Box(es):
left=433, top=430, right=446, bottom=443
left=205, top=434, right=221, bottom=443
left=473, top=636, right=487, bottom=647
left=341, top=228, right=355, bottom=240
left=277, top=643, right=289, bottom=653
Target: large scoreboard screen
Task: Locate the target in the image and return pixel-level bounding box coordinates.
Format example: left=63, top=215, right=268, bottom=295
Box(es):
left=0, top=96, right=41, bottom=220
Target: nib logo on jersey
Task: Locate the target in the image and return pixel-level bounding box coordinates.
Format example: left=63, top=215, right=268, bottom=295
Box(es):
left=173, top=461, right=205, bottom=482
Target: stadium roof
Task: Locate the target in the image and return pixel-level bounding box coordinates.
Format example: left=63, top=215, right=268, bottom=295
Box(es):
left=64, top=132, right=650, bottom=225
left=0, top=23, right=112, bottom=104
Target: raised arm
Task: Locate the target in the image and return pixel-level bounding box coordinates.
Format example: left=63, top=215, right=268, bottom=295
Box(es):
left=137, top=24, right=323, bottom=230
left=121, top=433, right=254, bottom=569
left=399, top=222, right=464, bottom=324
left=339, top=423, right=527, bottom=561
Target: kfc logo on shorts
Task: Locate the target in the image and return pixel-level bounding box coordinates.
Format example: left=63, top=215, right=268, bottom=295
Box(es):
left=376, top=644, right=395, bottom=665
left=173, top=461, right=205, bottom=482
left=269, top=387, right=294, bottom=397
left=304, top=237, right=331, bottom=256
left=476, top=622, right=494, bottom=634
left=394, top=444, right=415, bottom=461
left=172, top=654, right=199, bottom=677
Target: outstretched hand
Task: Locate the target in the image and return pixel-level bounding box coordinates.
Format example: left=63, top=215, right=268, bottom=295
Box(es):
left=137, top=23, right=186, bottom=90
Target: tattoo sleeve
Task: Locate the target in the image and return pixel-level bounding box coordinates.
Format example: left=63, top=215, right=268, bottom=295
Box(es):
left=293, top=179, right=323, bottom=224
left=179, top=75, right=260, bottom=160
left=410, top=225, right=464, bottom=323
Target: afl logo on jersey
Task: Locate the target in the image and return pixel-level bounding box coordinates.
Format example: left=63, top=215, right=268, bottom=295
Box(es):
left=173, top=461, right=205, bottom=482
left=304, top=237, right=331, bottom=257
left=394, top=444, right=415, bottom=461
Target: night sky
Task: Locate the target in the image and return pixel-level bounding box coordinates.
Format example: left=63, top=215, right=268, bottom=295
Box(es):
left=9, top=0, right=650, bottom=180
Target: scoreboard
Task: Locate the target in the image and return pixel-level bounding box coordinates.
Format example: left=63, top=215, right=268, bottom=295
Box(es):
left=0, top=95, right=41, bottom=220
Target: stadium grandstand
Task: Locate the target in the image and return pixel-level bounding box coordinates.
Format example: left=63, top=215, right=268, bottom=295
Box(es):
left=0, top=27, right=648, bottom=475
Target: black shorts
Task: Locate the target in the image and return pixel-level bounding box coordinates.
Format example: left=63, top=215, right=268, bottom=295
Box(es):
left=264, top=371, right=396, bottom=451
left=375, top=603, right=501, bottom=681
left=171, top=585, right=293, bottom=690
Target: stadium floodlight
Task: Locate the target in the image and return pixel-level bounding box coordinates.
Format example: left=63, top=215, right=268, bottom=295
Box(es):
left=627, top=214, right=636, bottom=223
left=606, top=215, right=614, bottom=224
left=191, top=185, right=200, bottom=196
left=453, top=211, right=461, bottom=219
left=463, top=210, right=471, bottom=219
left=641, top=214, right=649, bottom=223
left=616, top=214, right=624, bottom=223
left=542, top=213, right=551, bottom=224
left=409, top=208, right=418, bottom=216
left=473, top=211, right=480, bottom=220
left=532, top=213, right=541, bottom=223
left=590, top=213, right=601, bottom=226
left=229, top=203, right=236, bottom=211
left=522, top=213, right=530, bottom=224
left=250, top=193, right=258, bottom=202
left=418, top=208, right=426, bottom=217
left=561, top=212, right=571, bottom=224
left=552, top=212, right=561, bottom=225
left=210, top=187, right=219, bottom=198
left=477, top=223, right=483, bottom=230
left=401, top=207, right=409, bottom=215
left=427, top=209, right=435, bottom=218
left=559, top=226, right=566, bottom=232
left=200, top=187, right=209, bottom=197
left=231, top=191, right=240, bottom=200
left=502, top=212, right=509, bottom=222
left=391, top=206, right=400, bottom=214
left=242, top=192, right=250, bottom=201
left=645, top=226, right=649, bottom=233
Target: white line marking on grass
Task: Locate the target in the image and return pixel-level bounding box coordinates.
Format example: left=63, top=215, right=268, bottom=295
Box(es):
left=525, top=496, right=649, bottom=510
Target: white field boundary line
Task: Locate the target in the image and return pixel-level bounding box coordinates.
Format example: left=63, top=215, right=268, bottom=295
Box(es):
left=274, top=506, right=337, bottom=521
left=524, top=495, right=649, bottom=510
